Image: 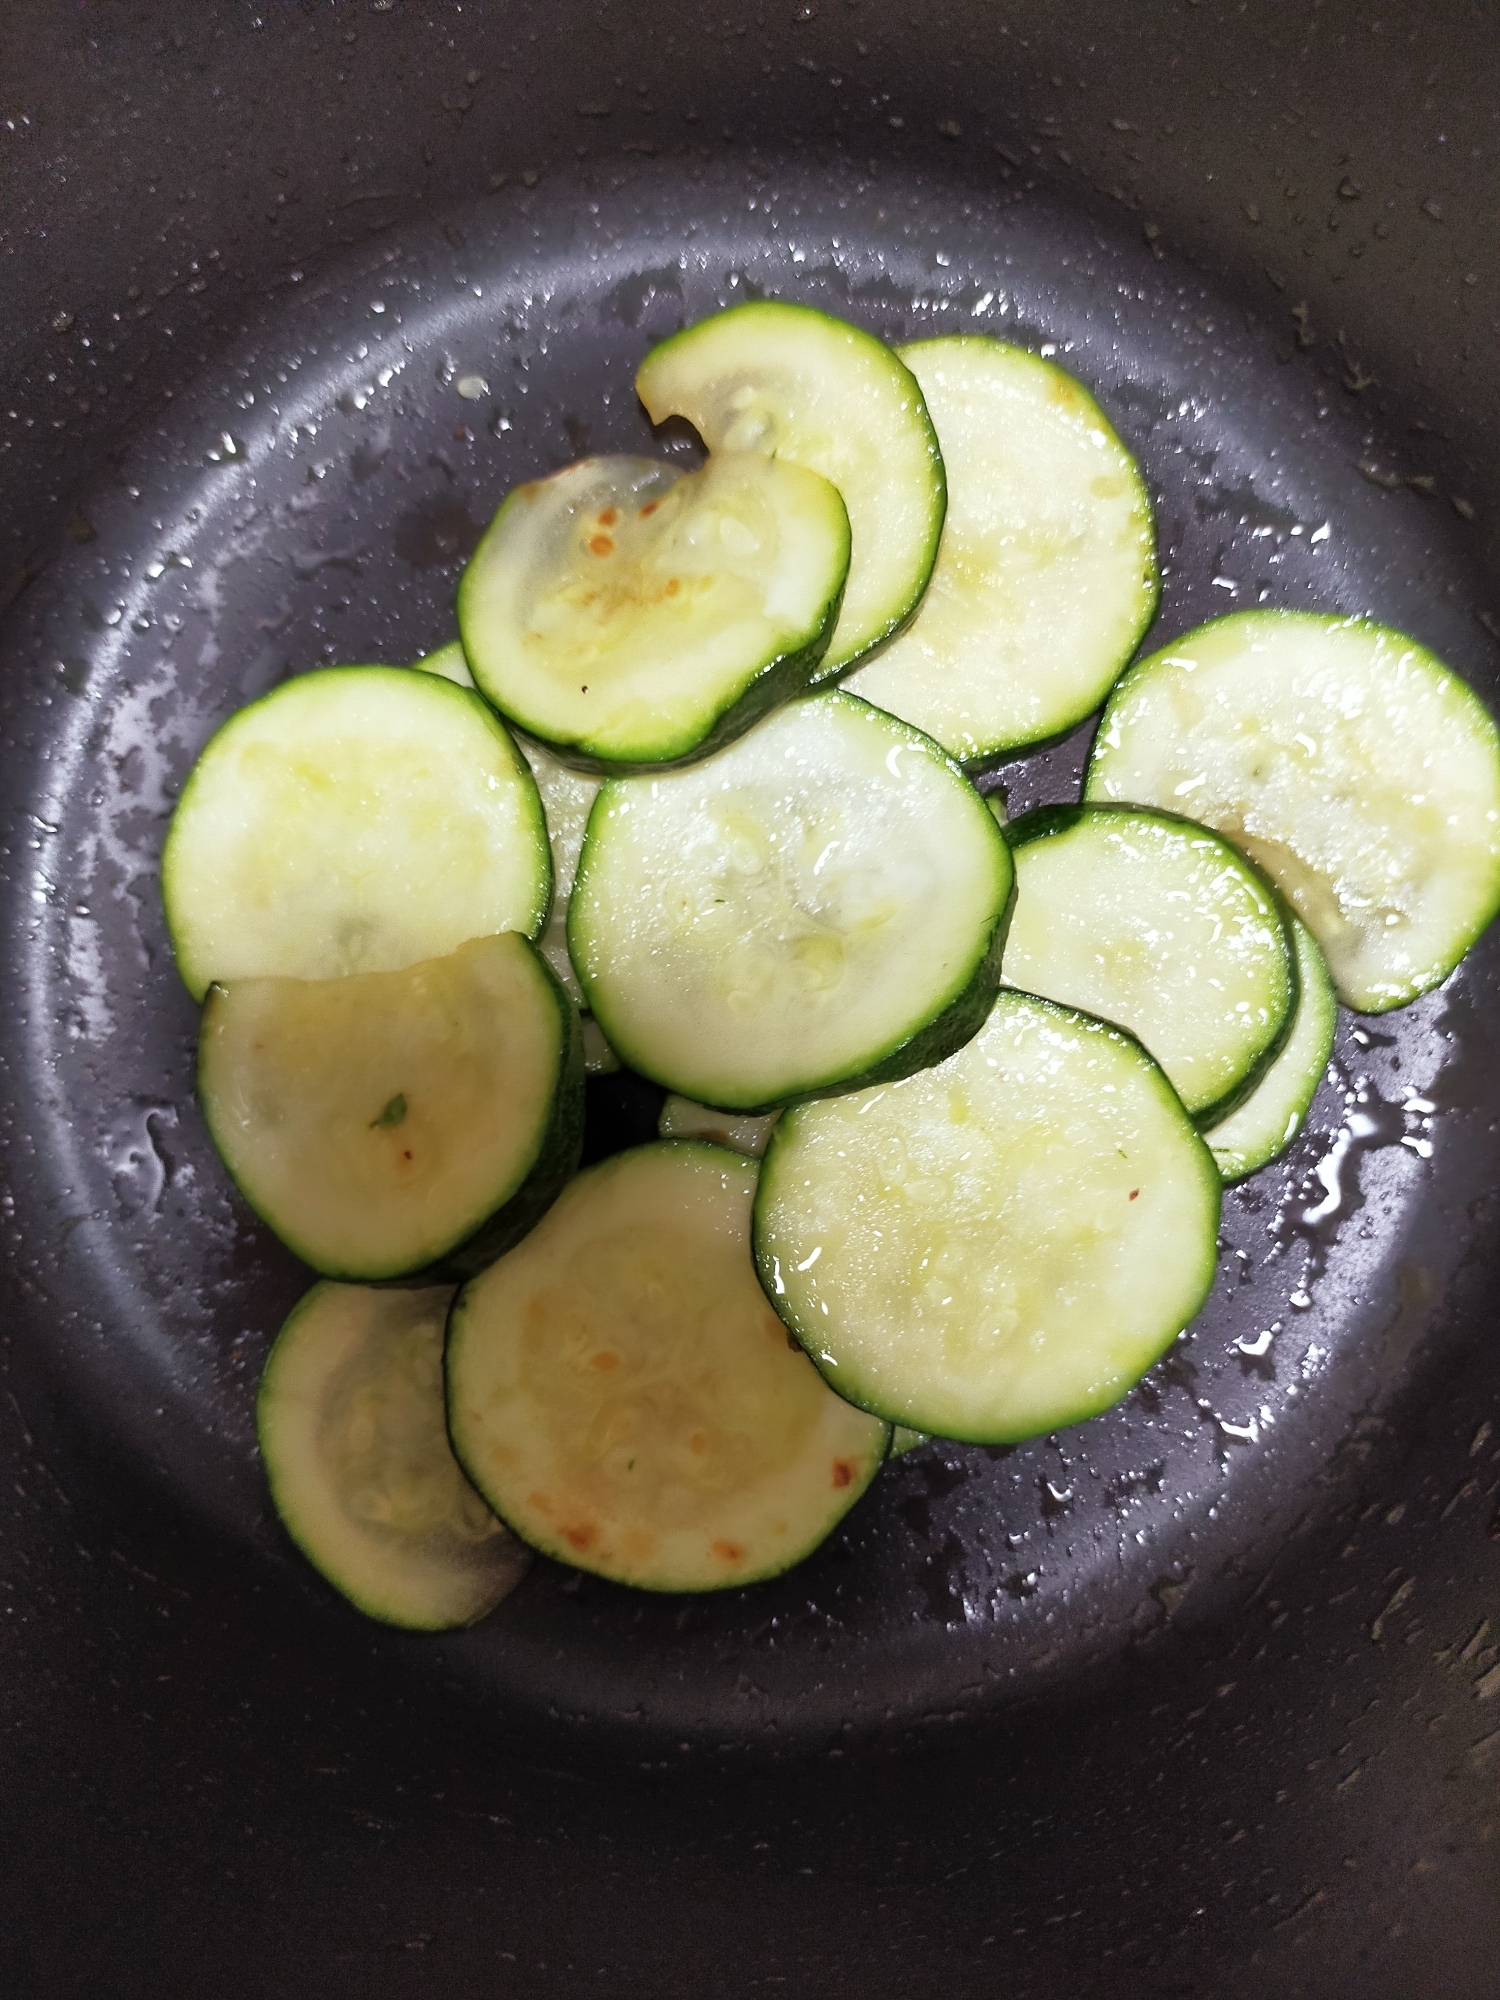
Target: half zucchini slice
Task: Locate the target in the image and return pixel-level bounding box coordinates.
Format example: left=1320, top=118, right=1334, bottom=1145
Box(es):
left=199, top=932, right=583, bottom=1283
left=446, top=1142, right=890, bottom=1592
left=636, top=301, right=945, bottom=676
left=844, top=335, right=1158, bottom=763
left=162, top=665, right=550, bottom=999
left=457, top=451, right=850, bottom=771
left=1001, top=803, right=1295, bottom=1124
left=1085, top=609, right=1500, bottom=1012
left=258, top=1281, right=531, bottom=1630
left=1202, top=910, right=1338, bottom=1182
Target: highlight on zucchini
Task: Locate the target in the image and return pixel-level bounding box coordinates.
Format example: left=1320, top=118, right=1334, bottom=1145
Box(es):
left=1085, top=609, right=1500, bottom=1012
left=845, top=336, right=1158, bottom=763
left=754, top=990, right=1221, bottom=1444
left=1001, top=803, right=1295, bottom=1124
left=446, top=1142, right=890, bottom=1592
left=1203, top=910, right=1337, bottom=1182
left=258, top=1281, right=530, bottom=1630
left=636, top=300, right=945, bottom=676
left=162, top=665, right=550, bottom=1000
left=569, top=690, right=1015, bottom=1110
left=199, top=933, right=583, bottom=1283
left=457, top=451, right=851, bottom=771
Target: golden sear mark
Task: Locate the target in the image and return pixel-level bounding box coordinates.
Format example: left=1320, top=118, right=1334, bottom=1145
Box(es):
left=711, top=1539, right=745, bottom=1565
left=590, top=1350, right=620, bottom=1372
left=688, top=1432, right=709, bottom=1456
left=563, top=1521, right=598, bottom=1552
left=598, top=506, right=618, bottom=527
left=588, top=533, right=615, bottom=557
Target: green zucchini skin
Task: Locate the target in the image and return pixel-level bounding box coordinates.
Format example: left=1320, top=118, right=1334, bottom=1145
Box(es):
left=1002, top=801, right=1298, bottom=1127
left=1203, top=909, right=1338, bottom=1183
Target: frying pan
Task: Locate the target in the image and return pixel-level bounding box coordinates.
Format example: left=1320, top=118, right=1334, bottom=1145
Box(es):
left=2, top=2, right=1498, bottom=1993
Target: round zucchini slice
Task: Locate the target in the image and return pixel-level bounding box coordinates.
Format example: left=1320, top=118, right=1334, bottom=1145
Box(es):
left=568, top=690, right=1015, bottom=1110
left=199, top=932, right=583, bottom=1283
left=457, top=451, right=851, bottom=771
left=446, top=1142, right=890, bottom=1593
left=1203, top=910, right=1338, bottom=1183
left=1001, top=803, right=1295, bottom=1125
left=636, top=301, right=945, bottom=677
left=844, top=336, right=1158, bottom=763
left=754, top=991, right=1222, bottom=1444
left=162, top=665, right=550, bottom=1000
left=1085, top=609, right=1500, bottom=1012
left=258, top=1281, right=530, bottom=1630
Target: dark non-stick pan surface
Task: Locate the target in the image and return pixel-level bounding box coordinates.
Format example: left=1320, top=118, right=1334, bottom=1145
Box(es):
left=3, top=5, right=1499, bottom=1995
left=5, top=155, right=1494, bottom=1747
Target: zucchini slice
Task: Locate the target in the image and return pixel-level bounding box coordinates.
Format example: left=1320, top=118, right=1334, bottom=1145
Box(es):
left=162, top=665, right=550, bottom=1000
left=1085, top=609, right=1500, bottom=1012
left=1203, top=910, right=1337, bottom=1182
left=199, top=933, right=583, bottom=1283
left=258, top=1281, right=530, bottom=1630
left=569, top=690, right=1015, bottom=1110
left=657, top=1095, right=781, bottom=1157
left=1001, top=804, right=1295, bottom=1124
left=446, top=1142, right=890, bottom=1592
left=754, top=991, right=1221, bottom=1444
left=457, top=452, right=851, bottom=771
left=845, top=336, right=1158, bottom=763
left=636, top=302, right=945, bottom=677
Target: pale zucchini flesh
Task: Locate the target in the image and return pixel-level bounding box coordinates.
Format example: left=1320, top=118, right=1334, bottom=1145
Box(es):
left=1203, top=910, right=1338, bottom=1183
left=457, top=452, right=851, bottom=770
left=569, top=691, right=1015, bottom=1110
left=162, top=665, right=551, bottom=1001
left=199, top=933, right=583, bottom=1283
left=636, top=301, right=945, bottom=677
left=845, top=336, right=1158, bottom=763
left=1001, top=804, right=1295, bottom=1124
left=412, top=639, right=473, bottom=685
left=1085, top=610, right=1500, bottom=1012
left=754, top=991, right=1221, bottom=1444
left=446, top=1142, right=890, bottom=1592
left=258, top=1281, right=530, bottom=1630
left=657, top=1095, right=781, bottom=1157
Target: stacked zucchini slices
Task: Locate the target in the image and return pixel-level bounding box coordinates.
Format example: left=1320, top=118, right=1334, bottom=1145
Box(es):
left=163, top=301, right=1500, bottom=1628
